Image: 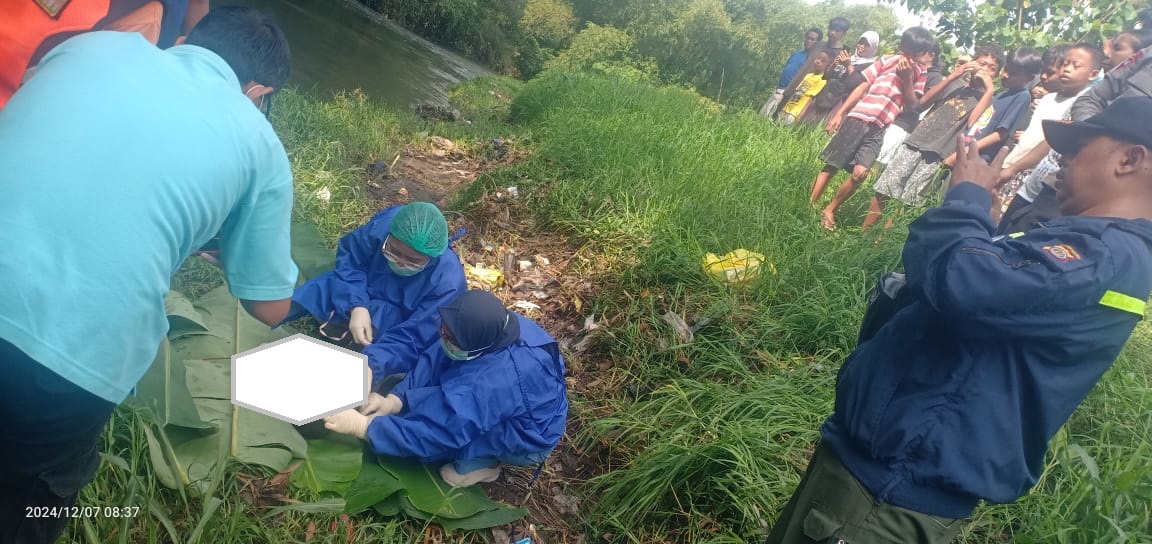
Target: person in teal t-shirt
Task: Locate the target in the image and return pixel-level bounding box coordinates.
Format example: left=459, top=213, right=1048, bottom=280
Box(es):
left=0, top=8, right=297, bottom=543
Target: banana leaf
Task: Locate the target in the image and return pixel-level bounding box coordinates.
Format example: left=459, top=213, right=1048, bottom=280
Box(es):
left=396, top=495, right=527, bottom=532
left=436, top=505, right=529, bottom=532
left=376, top=456, right=507, bottom=519
left=233, top=407, right=308, bottom=467
left=183, top=359, right=232, bottom=400
left=142, top=288, right=309, bottom=490
left=371, top=495, right=402, bottom=517
left=291, top=220, right=337, bottom=283
left=290, top=436, right=365, bottom=496
left=142, top=422, right=182, bottom=489
left=437, top=502, right=532, bottom=530
left=344, top=458, right=404, bottom=514
left=186, top=286, right=289, bottom=353
left=131, top=337, right=213, bottom=431
left=155, top=398, right=307, bottom=491
left=165, top=291, right=210, bottom=340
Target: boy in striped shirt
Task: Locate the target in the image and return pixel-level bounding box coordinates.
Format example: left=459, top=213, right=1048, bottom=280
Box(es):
left=810, top=27, right=937, bottom=231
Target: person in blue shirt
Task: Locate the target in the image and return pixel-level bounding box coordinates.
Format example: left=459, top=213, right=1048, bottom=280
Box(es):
left=0, top=8, right=296, bottom=543
left=767, top=98, right=1152, bottom=543
left=759, top=27, right=823, bottom=117
left=323, top=290, right=569, bottom=488
left=284, top=201, right=467, bottom=385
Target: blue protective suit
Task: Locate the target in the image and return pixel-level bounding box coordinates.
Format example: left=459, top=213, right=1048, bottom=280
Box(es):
left=364, top=316, right=568, bottom=464
left=286, top=206, right=466, bottom=379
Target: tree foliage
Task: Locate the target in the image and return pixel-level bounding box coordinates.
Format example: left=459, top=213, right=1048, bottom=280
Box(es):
left=543, top=23, right=660, bottom=84
left=558, top=0, right=899, bottom=107
left=359, top=0, right=899, bottom=106
left=361, top=0, right=527, bottom=72
left=889, top=0, right=1148, bottom=49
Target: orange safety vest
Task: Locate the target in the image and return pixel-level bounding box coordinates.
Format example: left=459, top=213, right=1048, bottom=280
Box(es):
left=0, top=0, right=175, bottom=110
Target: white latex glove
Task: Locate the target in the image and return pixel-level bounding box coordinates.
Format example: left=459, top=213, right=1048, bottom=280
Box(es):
left=323, top=409, right=373, bottom=440
left=359, top=393, right=403, bottom=417
left=349, top=306, right=374, bottom=345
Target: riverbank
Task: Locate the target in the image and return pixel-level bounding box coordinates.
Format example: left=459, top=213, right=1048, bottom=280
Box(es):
left=74, top=75, right=1152, bottom=543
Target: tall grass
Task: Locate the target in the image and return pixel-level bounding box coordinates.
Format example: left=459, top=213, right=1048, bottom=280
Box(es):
left=74, top=74, right=1151, bottom=543
left=494, top=72, right=1152, bottom=542
left=72, top=406, right=412, bottom=543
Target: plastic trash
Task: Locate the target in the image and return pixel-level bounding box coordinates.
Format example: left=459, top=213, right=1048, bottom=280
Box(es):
left=465, top=264, right=504, bottom=288
left=702, top=249, right=774, bottom=285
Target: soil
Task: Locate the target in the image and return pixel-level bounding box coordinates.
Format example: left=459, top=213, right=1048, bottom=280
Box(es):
left=360, top=134, right=612, bottom=543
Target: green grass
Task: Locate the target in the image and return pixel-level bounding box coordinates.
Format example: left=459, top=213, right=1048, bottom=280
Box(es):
left=492, top=72, right=1152, bottom=542
left=74, top=74, right=1151, bottom=543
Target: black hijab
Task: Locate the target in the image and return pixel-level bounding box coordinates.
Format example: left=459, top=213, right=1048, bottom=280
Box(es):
left=439, top=290, right=520, bottom=356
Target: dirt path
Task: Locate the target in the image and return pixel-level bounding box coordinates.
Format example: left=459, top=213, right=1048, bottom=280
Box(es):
left=363, top=135, right=606, bottom=544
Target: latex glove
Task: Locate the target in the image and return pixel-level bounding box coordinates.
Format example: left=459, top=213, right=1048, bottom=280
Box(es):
left=359, top=393, right=403, bottom=417
left=349, top=306, right=374, bottom=345
left=324, top=409, right=373, bottom=440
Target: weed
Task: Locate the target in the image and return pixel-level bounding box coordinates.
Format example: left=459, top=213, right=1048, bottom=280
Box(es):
left=81, top=74, right=1152, bottom=544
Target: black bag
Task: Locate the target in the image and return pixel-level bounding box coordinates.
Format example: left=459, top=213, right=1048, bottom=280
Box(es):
left=857, top=272, right=915, bottom=345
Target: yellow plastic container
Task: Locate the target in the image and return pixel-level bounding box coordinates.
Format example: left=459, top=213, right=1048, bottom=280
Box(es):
left=703, top=249, right=773, bottom=285
left=465, top=264, right=505, bottom=288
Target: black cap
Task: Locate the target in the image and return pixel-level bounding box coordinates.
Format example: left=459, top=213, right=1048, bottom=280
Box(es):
left=1044, top=96, right=1152, bottom=156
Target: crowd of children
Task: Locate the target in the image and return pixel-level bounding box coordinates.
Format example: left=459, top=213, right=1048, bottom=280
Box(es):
left=764, top=16, right=1152, bottom=236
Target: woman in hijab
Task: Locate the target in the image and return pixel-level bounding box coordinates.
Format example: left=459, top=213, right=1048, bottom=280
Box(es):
left=798, top=31, right=880, bottom=125
left=323, top=290, right=569, bottom=488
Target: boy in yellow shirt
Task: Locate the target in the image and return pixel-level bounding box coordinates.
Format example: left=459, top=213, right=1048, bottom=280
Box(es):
left=780, top=48, right=833, bottom=125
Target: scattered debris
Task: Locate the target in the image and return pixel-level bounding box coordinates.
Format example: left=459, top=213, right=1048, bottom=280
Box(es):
left=465, top=264, right=505, bottom=289
left=357, top=130, right=594, bottom=542
left=414, top=103, right=462, bottom=122
left=662, top=311, right=694, bottom=344
left=491, top=528, right=512, bottom=544
left=513, top=300, right=541, bottom=312
left=367, top=160, right=389, bottom=177
left=487, top=137, right=508, bottom=160
left=314, top=186, right=332, bottom=203
left=237, top=461, right=302, bottom=508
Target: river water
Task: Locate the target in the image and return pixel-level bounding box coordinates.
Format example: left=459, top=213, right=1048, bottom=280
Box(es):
left=224, top=0, right=490, bottom=107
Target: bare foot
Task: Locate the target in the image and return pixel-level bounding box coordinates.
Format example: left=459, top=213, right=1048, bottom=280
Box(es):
left=820, top=210, right=837, bottom=232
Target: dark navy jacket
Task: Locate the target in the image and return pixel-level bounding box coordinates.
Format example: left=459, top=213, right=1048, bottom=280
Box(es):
left=822, top=182, right=1152, bottom=518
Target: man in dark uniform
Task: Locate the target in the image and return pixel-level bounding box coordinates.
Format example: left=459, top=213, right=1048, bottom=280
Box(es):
left=767, top=96, right=1152, bottom=543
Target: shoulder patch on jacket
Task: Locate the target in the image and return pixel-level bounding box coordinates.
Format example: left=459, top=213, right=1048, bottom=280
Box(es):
left=1043, top=244, right=1082, bottom=263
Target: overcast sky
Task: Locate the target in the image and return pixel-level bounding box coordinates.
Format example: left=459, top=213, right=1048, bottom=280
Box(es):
left=805, top=0, right=940, bottom=33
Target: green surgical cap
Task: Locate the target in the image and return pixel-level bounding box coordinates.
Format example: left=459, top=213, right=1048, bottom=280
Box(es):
left=391, top=202, right=449, bottom=257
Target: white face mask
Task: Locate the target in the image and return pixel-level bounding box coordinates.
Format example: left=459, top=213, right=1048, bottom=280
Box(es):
left=245, top=85, right=270, bottom=114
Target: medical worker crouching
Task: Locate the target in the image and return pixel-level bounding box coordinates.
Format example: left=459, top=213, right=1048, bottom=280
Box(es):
left=284, top=201, right=466, bottom=385
left=323, top=290, right=569, bottom=488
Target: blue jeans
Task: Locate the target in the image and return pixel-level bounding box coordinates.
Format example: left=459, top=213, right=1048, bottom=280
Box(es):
left=454, top=449, right=553, bottom=474
left=0, top=337, right=117, bottom=544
